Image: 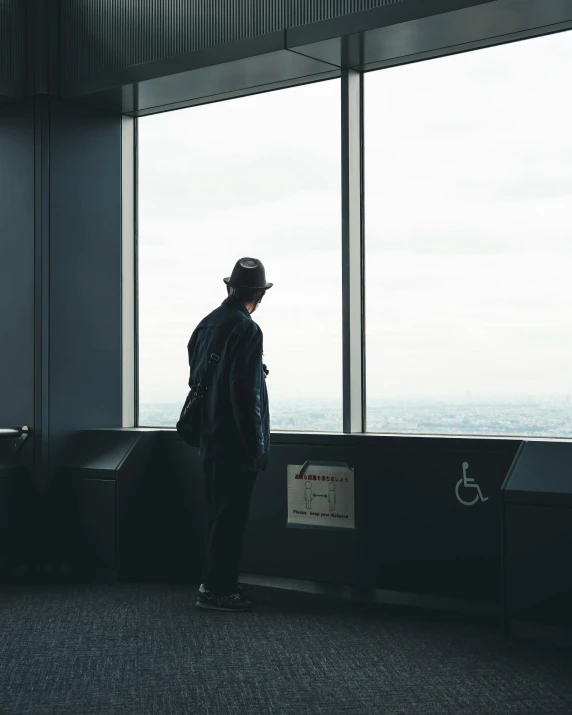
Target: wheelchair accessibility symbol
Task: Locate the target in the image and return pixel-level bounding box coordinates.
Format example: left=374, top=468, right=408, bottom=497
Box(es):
left=455, top=462, right=489, bottom=506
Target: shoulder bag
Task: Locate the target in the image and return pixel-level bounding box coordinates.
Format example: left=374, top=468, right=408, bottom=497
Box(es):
left=176, top=315, right=243, bottom=448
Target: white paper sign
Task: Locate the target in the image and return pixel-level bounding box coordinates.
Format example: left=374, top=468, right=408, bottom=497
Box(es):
left=287, top=463, right=355, bottom=529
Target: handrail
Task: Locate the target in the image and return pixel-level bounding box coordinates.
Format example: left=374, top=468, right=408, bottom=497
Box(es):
left=0, top=426, right=30, bottom=452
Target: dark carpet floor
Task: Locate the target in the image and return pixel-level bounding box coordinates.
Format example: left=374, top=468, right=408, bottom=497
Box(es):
left=0, top=582, right=571, bottom=715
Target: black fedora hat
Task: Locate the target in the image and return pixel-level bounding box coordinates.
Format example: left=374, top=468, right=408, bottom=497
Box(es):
left=223, top=258, right=273, bottom=291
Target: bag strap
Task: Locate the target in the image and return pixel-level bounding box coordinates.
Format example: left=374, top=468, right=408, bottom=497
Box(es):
left=195, top=314, right=244, bottom=391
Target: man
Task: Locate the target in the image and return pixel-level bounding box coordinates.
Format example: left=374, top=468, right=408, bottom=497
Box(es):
left=186, top=258, right=272, bottom=612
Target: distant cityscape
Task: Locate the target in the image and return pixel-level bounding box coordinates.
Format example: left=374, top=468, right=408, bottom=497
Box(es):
left=139, top=393, right=572, bottom=439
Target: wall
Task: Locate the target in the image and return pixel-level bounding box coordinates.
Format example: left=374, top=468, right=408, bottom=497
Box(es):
left=48, top=98, right=123, bottom=472
left=163, top=431, right=519, bottom=606
left=0, top=96, right=125, bottom=575
left=0, top=100, right=34, bottom=432
left=0, top=0, right=25, bottom=99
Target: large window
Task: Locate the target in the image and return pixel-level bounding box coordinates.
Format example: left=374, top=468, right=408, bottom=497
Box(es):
left=138, top=31, right=572, bottom=439
left=137, top=80, right=342, bottom=430
left=365, top=31, right=572, bottom=438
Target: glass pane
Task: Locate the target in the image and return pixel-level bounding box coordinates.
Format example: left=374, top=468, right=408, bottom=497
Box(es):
left=138, top=80, right=342, bottom=430
left=365, top=32, right=572, bottom=438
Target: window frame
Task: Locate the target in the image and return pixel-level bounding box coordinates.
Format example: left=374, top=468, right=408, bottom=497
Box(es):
left=131, top=21, right=572, bottom=436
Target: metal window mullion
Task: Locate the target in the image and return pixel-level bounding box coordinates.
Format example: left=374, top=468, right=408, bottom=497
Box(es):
left=134, top=117, right=140, bottom=427
left=122, top=115, right=136, bottom=427
left=341, top=68, right=365, bottom=434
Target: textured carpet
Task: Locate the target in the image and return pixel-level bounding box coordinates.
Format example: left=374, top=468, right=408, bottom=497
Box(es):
left=0, top=582, right=571, bottom=715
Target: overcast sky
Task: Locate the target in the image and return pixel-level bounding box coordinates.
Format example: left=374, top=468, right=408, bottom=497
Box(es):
left=138, top=29, right=572, bottom=405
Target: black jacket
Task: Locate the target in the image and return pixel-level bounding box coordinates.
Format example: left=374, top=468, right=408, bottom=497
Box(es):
left=187, top=295, right=270, bottom=471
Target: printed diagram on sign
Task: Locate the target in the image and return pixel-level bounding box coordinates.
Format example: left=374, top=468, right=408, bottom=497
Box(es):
left=455, top=461, right=488, bottom=506
left=304, top=482, right=312, bottom=509
left=304, top=482, right=337, bottom=511
left=287, top=462, right=354, bottom=530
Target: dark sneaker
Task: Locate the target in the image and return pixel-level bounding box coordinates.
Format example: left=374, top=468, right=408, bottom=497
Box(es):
left=199, top=582, right=246, bottom=597
left=196, top=584, right=252, bottom=612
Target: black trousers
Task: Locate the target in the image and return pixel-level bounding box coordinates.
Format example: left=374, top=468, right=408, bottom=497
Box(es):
left=201, top=458, right=258, bottom=595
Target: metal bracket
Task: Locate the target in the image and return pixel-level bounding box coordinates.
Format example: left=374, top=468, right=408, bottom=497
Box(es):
left=13, top=426, right=30, bottom=452
left=298, top=460, right=353, bottom=479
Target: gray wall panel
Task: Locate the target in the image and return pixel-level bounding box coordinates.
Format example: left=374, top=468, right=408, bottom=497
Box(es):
left=0, top=0, right=25, bottom=97
left=60, top=0, right=402, bottom=85
left=0, top=100, right=35, bottom=430
left=48, top=98, right=123, bottom=471
left=0, top=67, right=140, bottom=576
left=163, top=431, right=518, bottom=603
